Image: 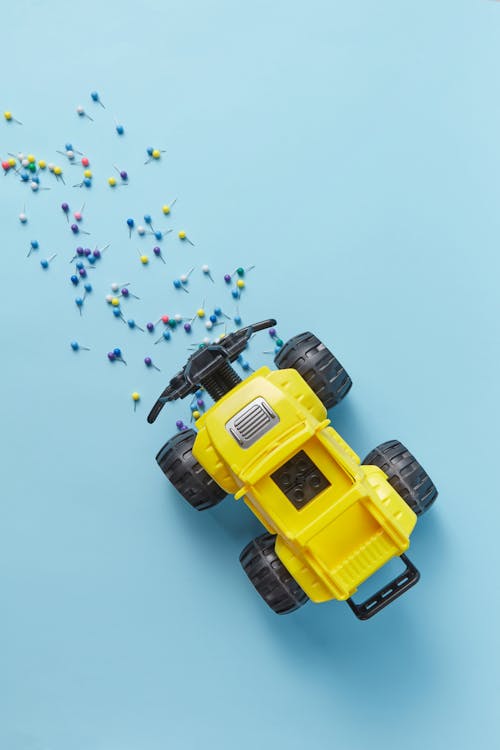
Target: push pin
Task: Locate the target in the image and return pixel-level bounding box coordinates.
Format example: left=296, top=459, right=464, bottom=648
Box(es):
left=201, top=264, right=214, bottom=282
left=120, top=287, right=140, bottom=300
left=70, top=340, right=90, bottom=351
left=144, top=147, right=166, bottom=164
left=126, top=218, right=135, bottom=237
left=111, top=281, right=129, bottom=293
left=143, top=214, right=155, bottom=232
left=27, top=240, right=39, bottom=257
left=19, top=207, right=28, bottom=224
left=178, top=230, right=194, bottom=246
left=109, top=347, right=127, bottom=365
left=61, top=202, right=70, bottom=222
left=75, top=295, right=85, bottom=314
left=76, top=105, right=93, bottom=121
left=153, top=229, right=171, bottom=241
left=4, top=111, right=22, bottom=125
left=31, top=180, right=49, bottom=192
left=74, top=204, right=85, bottom=222
left=213, top=306, right=231, bottom=320
left=71, top=223, right=90, bottom=235
left=69, top=246, right=84, bottom=262
left=180, top=267, right=194, bottom=286
left=40, top=254, right=57, bottom=269
left=234, top=265, right=255, bottom=278
left=137, top=225, right=146, bottom=236
left=144, top=356, right=161, bottom=372
left=127, top=319, right=144, bottom=332
left=156, top=314, right=170, bottom=326
left=92, top=243, right=109, bottom=261
left=131, top=392, right=140, bottom=411
left=70, top=274, right=79, bottom=286
left=153, top=246, right=166, bottom=263
left=146, top=322, right=155, bottom=333
left=138, top=250, right=149, bottom=265
left=176, top=420, right=189, bottom=432
left=114, top=120, right=125, bottom=136
left=113, top=165, right=128, bottom=182
left=90, top=91, right=105, bottom=108
left=53, top=166, right=65, bottom=184
left=162, top=199, right=177, bottom=215
left=154, top=330, right=172, bottom=344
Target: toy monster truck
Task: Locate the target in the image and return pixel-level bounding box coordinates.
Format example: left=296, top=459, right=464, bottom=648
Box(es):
left=148, top=319, right=437, bottom=620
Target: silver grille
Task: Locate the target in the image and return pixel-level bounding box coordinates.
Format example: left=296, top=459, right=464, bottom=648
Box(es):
left=226, top=397, right=279, bottom=448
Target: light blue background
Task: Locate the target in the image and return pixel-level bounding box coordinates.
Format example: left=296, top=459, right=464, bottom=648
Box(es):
left=1, top=1, right=499, bottom=748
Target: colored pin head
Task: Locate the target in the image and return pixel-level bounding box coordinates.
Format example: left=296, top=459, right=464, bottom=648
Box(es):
left=131, top=392, right=140, bottom=411
left=76, top=105, right=93, bottom=121
left=201, top=264, right=214, bottom=283
left=108, top=347, right=127, bottom=365
left=126, top=218, right=135, bottom=237
left=61, top=202, right=70, bottom=222
left=73, top=204, right=85, bottom=222
left=138, top=250, right=149, bottom=265
left=115, top=122, right=125, bottom=136
left=154, top=329, right=172, bottom=344
left=144, top=356, right=161, bottom=371
left=113, top=165, right=128, bottom=181
left=162, top=199, right=177, bottom=215
left=4, top=111, right=22, bottom=125
left=127, top=319, right=144, bottom=331
left=90, top=91, right=105, bottom=108
left=70, top=340, right=90, bottom=351
left=40, top=254, right=57, bottom=269
left=27, top=240, right=39, bottom=257
left=19, top=208, right=28, bottom=224
left=153, top=246, right=166, bottom=263
left=144, top=147, right=166, bottom=164
left=178, top=230, right=194, bottom=246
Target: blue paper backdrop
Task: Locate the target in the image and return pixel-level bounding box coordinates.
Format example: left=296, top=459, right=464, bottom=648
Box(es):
left=1, top=1, right=499, bottom=748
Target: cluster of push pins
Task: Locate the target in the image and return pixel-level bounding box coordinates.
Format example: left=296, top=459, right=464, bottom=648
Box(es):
left=5, top=92, right=264, bottom=426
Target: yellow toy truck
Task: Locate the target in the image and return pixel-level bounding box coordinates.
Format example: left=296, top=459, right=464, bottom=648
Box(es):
left=148, top=319, right=437, bottom=620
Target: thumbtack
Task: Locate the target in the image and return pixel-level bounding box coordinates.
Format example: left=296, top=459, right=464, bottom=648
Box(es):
left=120, top=287, right=140, bottom=300
left=144, top=147, right=166, bottom=164
left=61, top=202, right=70, bottom=222
left=127, top=319, right=144, bottom=332
left=114, top=120, right=125, bottom=136
left=40, top=254, right=57, bottom=269
left=201, top=264, right=214, bottom=282
left=113, top=165, right=128, bottom=181
left=4, top=110, right=23, bottom=125
left=138, top=250, right=149, bottom=265
left=126, top=218, right=135, bottom=237
left=154, top=330, right=172, bottom=344
left=110, top=347, right=127, bottom=365
left=137, top=225, right=146, bottom=236
left=53, top=166, right=65, bottom=184
left=131, top=392, right=140, bottom=411
left=162, top=199, right=177, bottom=214
left=144, top=356, right=161, bottom=372
left=75, top=295, right=86, bottom=314
left=70, top=341, right=90, bottom=351
left=178, top=230, right=194, bottom=246
left=146, top=322, right=155, bottom=333
left=76, top=105, right=93, bottom=121
left=74, top=204, right=85, bottom=222
left=71, top=223, right=90, bottom=235
left=153, top=245, right=166, bottom=263
left=90, top=91, right=105, bottom=108
left=27, top=240, right=39, bottom=257
left=19, top=206, right=28, bottom=224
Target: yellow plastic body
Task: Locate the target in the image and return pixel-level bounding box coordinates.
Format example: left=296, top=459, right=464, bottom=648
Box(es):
left=193, top=367, right=417, bottom=602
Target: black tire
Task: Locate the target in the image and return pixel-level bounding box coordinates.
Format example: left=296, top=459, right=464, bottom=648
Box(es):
left=239, top=533, right=308, bottom=614
left=156, top=429, right=226, bottom=511
left=274, top=332, right=352, bottom=409
left=363, top=440, right=438, bottom=516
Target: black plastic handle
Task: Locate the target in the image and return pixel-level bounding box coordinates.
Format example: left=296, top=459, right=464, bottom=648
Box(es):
left=346, top=554, right=420, bottom=620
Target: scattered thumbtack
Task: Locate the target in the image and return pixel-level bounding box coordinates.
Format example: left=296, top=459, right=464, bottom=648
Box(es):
left=144, top=147, right=166, bottom=164
left=137, top=225, right=146, bottom=236
left=127, top=319, right=144, bottom=332
left=223, top=273, right=231, bottom=284
left=110, top=347, right=127, bottom=365
left=180, top=267, right=194, bottom=286
left=71, top=223, right=90, bottom=235
left=131, top=392, right=140, bottom=411
left=4, top=111, right=22, bottom=125
left=74, top=204, right=85, bottom=222
left=70, top=340, right=90, bottom=351
left=162, top=199, right=177, bottom=215
left=120, top=287, right=140, bottom=300
left=114, top=120, right=125, bottom=136
left=126, top=218, right=135, bottom=237
left=201, top=264, right=214, bottom=282
left=153, top=245, right=166, bottom=263
left=138, top=250, right=149, bottom=265
left=178, top=230, right=194, bottom=246
left=76, top=105, right=93, bottom=121
left=176, top=419, right=188, bottom=432
left=111, top=281, right=129, bottom=292
left=154, top=329, right=172, bottom=344
left=213, top=306, right=231, bottom=320
left=173, top=277, right=189, bottom=292
left=144, top=356, right=161, bottom=372
left=75, top=295, right=86, bottom=314
left=27, top=240, right=39, bottom=257
left=61, top=202, right=70, bottom=222
left=113, top=165, right=128, bottom=182
left=40, top=254, right=57, bottom=269
left=90, top=91, right=105, bottom=108
left=19, top=207, right=28, bottom=224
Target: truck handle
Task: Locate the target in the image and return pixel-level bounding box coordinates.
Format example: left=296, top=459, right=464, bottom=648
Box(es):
left=346, top=554, right=420, bottom=620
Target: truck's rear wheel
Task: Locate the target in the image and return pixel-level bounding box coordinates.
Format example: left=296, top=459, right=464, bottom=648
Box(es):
left=156, top=429, right=226, bottom=510
left=239, top=533, right=308, bottom=614
left=274, top=332, right=352, bottom=409
left=363, top=440, right=438, bottom=516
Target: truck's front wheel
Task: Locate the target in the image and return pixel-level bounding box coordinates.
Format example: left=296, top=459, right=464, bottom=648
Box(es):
left=156, top=429, right=226, bottom=510
left=239, top=533, right=308, bottom=614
